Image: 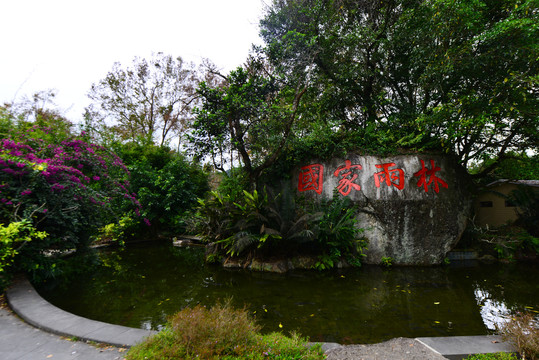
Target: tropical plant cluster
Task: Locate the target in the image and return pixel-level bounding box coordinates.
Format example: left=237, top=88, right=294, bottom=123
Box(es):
left=190, top=187, right=366, bottom=270
left=126, top=300, right=325, bottom=360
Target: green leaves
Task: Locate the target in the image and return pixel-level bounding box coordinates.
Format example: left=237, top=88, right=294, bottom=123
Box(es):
left=258, top=0, right=538, bottom=171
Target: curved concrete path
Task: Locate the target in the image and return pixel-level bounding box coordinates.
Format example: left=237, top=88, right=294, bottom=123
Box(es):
left=0, top=306, right=127, bottom=360
left=6, top=278, right=156, bottom=348
left=5, top=277, right=517, bottom=359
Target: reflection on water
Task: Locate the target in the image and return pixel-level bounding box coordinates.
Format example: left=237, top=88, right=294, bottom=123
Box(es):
left=35, top=243, right=539, bottom=344
left=474, top=288, right=511, bottom=330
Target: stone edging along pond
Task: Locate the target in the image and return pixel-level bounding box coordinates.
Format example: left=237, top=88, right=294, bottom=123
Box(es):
left=5, top=276, right=518, bottom=358
left=6, top=277, right=156, bottom=348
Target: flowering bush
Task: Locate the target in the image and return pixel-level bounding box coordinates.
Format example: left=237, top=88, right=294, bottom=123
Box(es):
left=0, top=126, right=142, bottom=277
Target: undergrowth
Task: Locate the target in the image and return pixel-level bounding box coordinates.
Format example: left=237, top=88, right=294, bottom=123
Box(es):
left=126, top=300, right=325, bottom=360
left=498, top=312, right=539, bottom=360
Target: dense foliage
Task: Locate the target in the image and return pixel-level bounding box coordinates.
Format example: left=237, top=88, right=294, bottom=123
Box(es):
left=190, top=62, right=308, bottom=186
left=191, top=188, right=366, bottom=269
left=464, top=353, right=518, bottom=360
left=0, top=98, right=208, bottom=287
left=258, top=0, right=538, bottom=173
left=0, top=107, right=141, bottom=282
left=472, top=153, right=539, bottom=181
left=114, top=142, right=209, bottom=237
left=126, top=300, right=325, bottom=360
left=508, top=186, right=539, bottom=237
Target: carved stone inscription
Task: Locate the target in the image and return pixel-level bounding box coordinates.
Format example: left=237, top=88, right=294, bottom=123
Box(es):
left=293, top=155, right=472, bottom=265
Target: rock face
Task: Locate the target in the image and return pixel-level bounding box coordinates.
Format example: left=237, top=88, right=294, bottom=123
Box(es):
left=293, top=154, right=473, bottom=265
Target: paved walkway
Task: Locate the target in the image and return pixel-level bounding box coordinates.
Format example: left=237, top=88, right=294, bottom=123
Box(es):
left=0, top=306, right=127, bottom=360
left=3, top=277, right=517, bottom=360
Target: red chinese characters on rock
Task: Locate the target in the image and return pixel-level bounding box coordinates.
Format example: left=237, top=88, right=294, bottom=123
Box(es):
left=333, top=160, right=362, bottom=196
left=298, top=164, right=324, bottom=195
left=413, top=159, right=448, bottom=193
left=373, top=162, right=405, bottom=190
left=297, top=159, right=448, bottom=195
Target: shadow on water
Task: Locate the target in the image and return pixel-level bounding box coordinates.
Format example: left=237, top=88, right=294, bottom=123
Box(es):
left=34, top=242, right=539, bottom=344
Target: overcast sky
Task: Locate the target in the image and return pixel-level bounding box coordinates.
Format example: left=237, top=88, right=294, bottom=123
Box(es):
left=1, top=0, right=266, bottom=123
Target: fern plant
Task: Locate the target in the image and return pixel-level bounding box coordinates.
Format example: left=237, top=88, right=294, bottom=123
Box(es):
left=313, top=195, right=367, bottom=270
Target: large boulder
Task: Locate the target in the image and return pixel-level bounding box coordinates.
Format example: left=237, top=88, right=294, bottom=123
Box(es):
left=293, top=154, right=473, bottom=265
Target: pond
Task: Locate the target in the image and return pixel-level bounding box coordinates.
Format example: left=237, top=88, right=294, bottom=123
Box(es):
left=35, top=242, right=539, bottom=344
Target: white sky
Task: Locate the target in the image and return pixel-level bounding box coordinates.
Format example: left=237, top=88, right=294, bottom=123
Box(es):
left=0, top=0, right=266, bottom=123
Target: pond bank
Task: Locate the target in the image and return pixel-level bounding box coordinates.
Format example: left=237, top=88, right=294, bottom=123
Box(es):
left=6, top=277, right=516, bottom=359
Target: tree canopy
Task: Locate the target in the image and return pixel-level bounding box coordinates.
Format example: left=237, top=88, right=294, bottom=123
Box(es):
left=190, top=59, right=308, bottom=185
left=86, top=53, right=199, bottom=146
left=83, top=0, right=538, bottom=184
left=257, top=0, right=538, bottom=171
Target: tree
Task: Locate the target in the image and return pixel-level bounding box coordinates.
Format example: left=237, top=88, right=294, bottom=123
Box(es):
left=189, top=59, right=307, bottom=186
left=114, top=142, right=209, bottom=236
left=259, top=0, right=539, bottom=171
left=87, top=53, right=199, bottom=146
left=3, top=90, right=75, bottom=143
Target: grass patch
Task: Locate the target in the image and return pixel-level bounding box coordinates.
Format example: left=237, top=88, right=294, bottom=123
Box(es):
left=126, top=300, right=325, bottom=360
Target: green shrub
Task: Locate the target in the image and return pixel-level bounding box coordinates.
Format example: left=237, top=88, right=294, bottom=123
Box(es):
left=479, top=225, right=539, bottom=260
left=464, top=352, right=518, bottom=360
left=95, top=215, right=137, bottom=245
left=117, top=143, right=209, bottom=236
left=0, top=220, right=47, bottom=290
left=381, top=257, right=393, bottom=268
left=217, top=168, right=250, bottom=203
left=191, top=189, right=314, bottom=257
left=126, top=301, right=325, bottom=360
left=312, top=195, right=367, bottom=270
left=192, top=187, right=367, bottom=269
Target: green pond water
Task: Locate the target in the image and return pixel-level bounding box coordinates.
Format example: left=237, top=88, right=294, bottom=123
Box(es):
left=35, top=242, right=539, bottom=344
